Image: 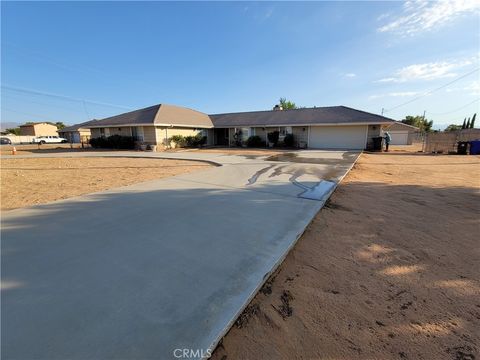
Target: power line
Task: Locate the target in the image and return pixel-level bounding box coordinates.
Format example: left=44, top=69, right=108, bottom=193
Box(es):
left=2, top=92, right=88, bottom=114
left=1, top=107, right=57, bottom=122
left=1, top=85, right=132, bottom=110
left=428, top=98, right=480, bottom=115
left=384, top=67, right=480, bottom=113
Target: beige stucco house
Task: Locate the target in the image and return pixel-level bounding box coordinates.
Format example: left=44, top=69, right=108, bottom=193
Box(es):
left=58, top=119, right=99, bottom=143
left=19, top=122, right=58, bottom=136
left=86, top=103, right=395, bottom=150
left=88, top=104, right=214, bottom=147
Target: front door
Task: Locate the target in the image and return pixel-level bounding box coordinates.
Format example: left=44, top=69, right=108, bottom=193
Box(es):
left=214, top=128, right=229, bottom=146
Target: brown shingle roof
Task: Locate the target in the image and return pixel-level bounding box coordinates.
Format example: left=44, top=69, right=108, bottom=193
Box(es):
left=88, top=104, right=213, bottom=128
left=386, top=121, right=420, bottom=131
left=210, top=106, right=396, bottom=127
left=60, top=119, right=100, bottom=132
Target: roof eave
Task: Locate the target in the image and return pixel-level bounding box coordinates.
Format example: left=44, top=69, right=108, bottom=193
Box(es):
left=213, top=121, right=394, bottom=127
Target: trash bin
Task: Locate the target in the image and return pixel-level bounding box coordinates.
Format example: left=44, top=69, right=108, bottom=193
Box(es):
left=372, top=136, right=383, bottom=151
left=457, top=141, right=468, bottom=155
left=470, top=140, right=480, bottom=155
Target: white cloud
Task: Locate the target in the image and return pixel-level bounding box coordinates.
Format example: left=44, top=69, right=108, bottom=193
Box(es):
left=446, top=80, right=480, bottom=95
left=378, top=0, right=480, bottom=36
left=369, top=92, right=420, bottom=100
left=377, top=59, right=473, bottom=83
left=343, top=73, right=357, bottom=78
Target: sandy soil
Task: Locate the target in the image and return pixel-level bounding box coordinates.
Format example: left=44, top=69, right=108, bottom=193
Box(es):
left=0, top=157, right=211, bottom=210
left=0, top=143, right=89, bottom=155
left=212, top=153, right=480, bottom=360
left=1, top=144, right=286, bottom=157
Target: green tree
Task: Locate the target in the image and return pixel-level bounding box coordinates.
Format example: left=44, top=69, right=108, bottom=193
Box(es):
left=445, top=124, right=462, bottom=131
left=5, top=127, right=21, bottom=135
left=466, top=118, right=471, bottom=129
left=278, top=97, right=297, bottom=110
left=470, top=113, right=476, bottom=128
left=401, top=115, right=433, bottom=132
left=462, top=118, right=467, bottom=129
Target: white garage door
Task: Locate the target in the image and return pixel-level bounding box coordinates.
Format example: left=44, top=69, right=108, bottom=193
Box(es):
left=390, top=131, right=409, bottom=145
left=309, top=125, right=367, bottom=149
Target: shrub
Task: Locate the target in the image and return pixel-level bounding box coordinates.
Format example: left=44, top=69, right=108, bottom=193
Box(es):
left=247, top=135, right=264, bottom=147
left=283, top=133, right=294, bottom=147
left=169, top=134, right=207, bottom=148
left=267, top=131, right=279, bottom=146
left=108, top=135, right=135, bottom=149
left=169, top=135, right=186, bottom=147
left=185, top=135, right=196, bottom=147
left=89, top=136, right=109, bottom=148
left=89, top=135, right=135, bottom=149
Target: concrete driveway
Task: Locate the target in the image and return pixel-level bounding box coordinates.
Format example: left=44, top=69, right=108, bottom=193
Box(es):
left=1, top=150, right=359, bottom=359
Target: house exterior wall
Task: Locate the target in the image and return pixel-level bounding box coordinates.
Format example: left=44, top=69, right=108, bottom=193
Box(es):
left=107, top=127, right=132, bottom=137
left=155, top=127, right=204, bottom=147
left=58, top=129, right=91, bottom=143
left=206, top=129, right=215, bottom=146
left=292, top=126, right=308, bottom=147
left=91, top=128, right=103, bottom=138
left=365, top=125, right=382, bottom=149
left=20, top=123, right=58, bottom=136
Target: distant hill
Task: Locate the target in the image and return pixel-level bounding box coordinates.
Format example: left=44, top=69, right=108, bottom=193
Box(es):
left=0, top=122, right=21, bottom=131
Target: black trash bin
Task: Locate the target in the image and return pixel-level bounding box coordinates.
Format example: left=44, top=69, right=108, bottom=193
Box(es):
left=372, top=136, right=383, bottom=151
left=457, top=141, right=468, bottom=155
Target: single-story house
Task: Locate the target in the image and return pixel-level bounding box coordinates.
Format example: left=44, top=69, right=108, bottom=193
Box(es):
left=19, top=122, right=58, bottom=137
left=58, top=119, right=98, bottom=143
left=85, top=103, right=396, bottom=150
left=87, top=104, right=214, bottom=146
left=385, top=121, right=420, bottom=145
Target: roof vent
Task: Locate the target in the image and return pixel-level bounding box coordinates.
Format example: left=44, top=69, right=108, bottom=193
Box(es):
left=273, top=104, right=283, bottom=111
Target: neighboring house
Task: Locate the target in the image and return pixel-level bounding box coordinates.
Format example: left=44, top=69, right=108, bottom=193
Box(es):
left=385, top=121, right=420, bottom=145
left=86, top=103, right=395, bottom=150
left=19, top=122, right=58, bottom=137
left=58, top=119, right=98, bottom=143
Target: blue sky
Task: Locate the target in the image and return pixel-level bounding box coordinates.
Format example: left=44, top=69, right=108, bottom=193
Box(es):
left=1, top=1, right=479, bottom=129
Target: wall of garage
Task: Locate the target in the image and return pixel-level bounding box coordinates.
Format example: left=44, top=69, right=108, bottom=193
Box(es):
left=389, top=131, right=411, bottom=145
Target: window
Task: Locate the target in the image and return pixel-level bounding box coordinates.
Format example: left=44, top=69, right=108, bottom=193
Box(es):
left=131, top=127, right=144, bottom=141
left=279, top=127, right=292, bottom=136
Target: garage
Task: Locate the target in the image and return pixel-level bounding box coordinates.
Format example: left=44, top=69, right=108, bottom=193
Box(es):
left=309, top=125, right=367, bottom=149
left=385, top=122, right=419, bottom=145
left=390, top=132, right=409, bottom=145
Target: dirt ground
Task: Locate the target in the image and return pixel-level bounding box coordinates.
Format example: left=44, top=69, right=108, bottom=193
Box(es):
left=0, top=144, right=285, bottom=157
left=0, top=157, right=211, bottom=210
left=0, top=143, right=88, bottom=155
left=212, top=153, right=480, bottom=360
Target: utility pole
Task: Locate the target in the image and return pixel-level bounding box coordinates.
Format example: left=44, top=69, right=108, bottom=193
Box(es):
left=381, top=108, right=384, bottom=116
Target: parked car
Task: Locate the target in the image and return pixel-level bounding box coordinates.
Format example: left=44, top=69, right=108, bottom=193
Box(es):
left=0, top=137, right=12, bottom=145
left=32, top=136, right=68, bottom=144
